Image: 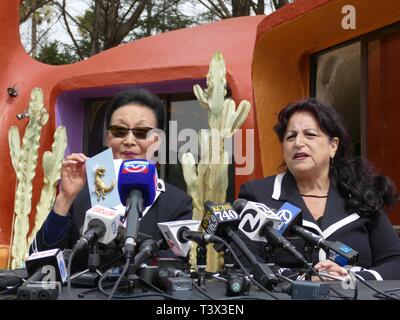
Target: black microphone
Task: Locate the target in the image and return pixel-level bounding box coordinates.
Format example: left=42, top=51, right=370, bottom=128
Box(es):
left=177, top=227, right=219, bottom=245
left=25, top=248, right=68, bottom=284
left=165, top=266, right=190, bottom=278
left=130, top=239, right=160, bottom=273
left=261, top=224, right=309, bottom=265
left=17, top=249, right=68, bottom=300
left=72, top=206, right=120, bottom=252
left=291, top=225, right=329, bottom=251
left=202, top=201, right=278, bottom=289
left=156, top=267, right=192, bottom=299
left=233, top=199, right=309, bottom=266
left=74, top=219, right=106, bottom=252
left=272, top=202, right=359, bottom=267
left=291, top=225, right=359, bottom=266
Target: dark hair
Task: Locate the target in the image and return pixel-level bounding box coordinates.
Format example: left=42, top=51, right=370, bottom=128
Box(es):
left=105, top=87, right=165, bottom=129
left=274, top=98, right=398, bottom=216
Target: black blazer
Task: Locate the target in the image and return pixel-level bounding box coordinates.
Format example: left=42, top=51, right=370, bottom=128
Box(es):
left=238, top=171, right=400, bottom=280
left=32, top=180, right=193, bottom=272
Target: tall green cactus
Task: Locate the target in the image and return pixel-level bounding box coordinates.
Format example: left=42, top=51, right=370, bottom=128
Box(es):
left=182, top=52, right=251, bottom=272
left=8, top=87, right=67, bottom=268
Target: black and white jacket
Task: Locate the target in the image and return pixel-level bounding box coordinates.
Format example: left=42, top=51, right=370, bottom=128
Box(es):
left=30, top=179, right=193, bottom=273
left=238, top=171, right=400, bottom=280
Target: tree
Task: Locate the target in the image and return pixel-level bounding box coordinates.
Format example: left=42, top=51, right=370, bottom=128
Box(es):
left=58, top=0, right=196, bottom=59
left=35, top=40, right=78, bottom=65
left=19, top=0, right=53, bottom=24
left=59, top=0, right=149, bottom=58
left=132, top=0, right=198, bottom=39
left=197, top=0, right=293, bottom=19
left=20, top=0, right=295, bottom=64
left=20, top=0, right=59, bottom=56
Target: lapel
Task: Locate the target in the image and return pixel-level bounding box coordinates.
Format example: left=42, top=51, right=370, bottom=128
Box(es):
left=141, top=178, right=165, bottom=216
left=270, top=171, right=360, bottom=238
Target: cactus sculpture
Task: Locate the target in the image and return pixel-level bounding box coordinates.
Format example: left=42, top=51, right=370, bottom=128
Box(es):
left=27, top=126, right=67, bottom=248
left=8, top=87, right=67, bottom=268
left=182, top=52, right=251, bottom=272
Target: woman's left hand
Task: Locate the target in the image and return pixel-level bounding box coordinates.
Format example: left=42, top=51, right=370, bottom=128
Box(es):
left=313, top=260, right=348, bottom=281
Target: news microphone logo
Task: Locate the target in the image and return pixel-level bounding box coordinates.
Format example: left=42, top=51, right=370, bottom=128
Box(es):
left=201, top=202, right=240, bottom=236
left=82, top=205, right=120, bottom=245
left=237, top=201, right=282, bottom=242
left=26, top=249, right=68, bottom=285
left=275, top=202, right=301, bottom=235
left=122, top=160, right=149, bottom=174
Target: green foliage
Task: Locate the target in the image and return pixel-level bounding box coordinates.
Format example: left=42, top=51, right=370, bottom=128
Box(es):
left=35, top=40, right=79, bottom=65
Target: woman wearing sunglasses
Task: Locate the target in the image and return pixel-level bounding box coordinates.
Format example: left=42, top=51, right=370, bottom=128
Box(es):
left=30, top=87, right=193, bottom=273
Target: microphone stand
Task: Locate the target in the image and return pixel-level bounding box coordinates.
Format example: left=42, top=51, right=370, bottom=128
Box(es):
left=263, top=243, right=275, bottom=263
left=302, top=243, right=314, bottom=264
left=71, top=243, right=102, bottom=287
left=196, top=243, right=207, bottom=289
left=222, top=248, right=234, bottom=277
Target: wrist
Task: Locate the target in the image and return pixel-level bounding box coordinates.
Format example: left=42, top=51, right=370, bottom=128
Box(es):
left=53, top=192, right=75, bottom=216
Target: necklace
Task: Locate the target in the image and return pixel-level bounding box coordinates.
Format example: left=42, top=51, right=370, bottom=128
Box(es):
left=300, top=194, right=328, bottom=198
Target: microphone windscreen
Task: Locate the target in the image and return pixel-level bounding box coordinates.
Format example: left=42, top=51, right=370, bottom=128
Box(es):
left=232, top=198, right=247, bottom=214
left=118, top=159, right=157, bottom=206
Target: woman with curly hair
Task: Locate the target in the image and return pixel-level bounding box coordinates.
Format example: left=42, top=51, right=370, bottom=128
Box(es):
left=238, top=98, right=400, bottom=280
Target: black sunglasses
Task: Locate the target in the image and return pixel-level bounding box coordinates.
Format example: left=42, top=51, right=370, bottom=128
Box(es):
left=107, top=125, right=154, bottom=139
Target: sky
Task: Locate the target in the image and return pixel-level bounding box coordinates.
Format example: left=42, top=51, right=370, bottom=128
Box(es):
left=20, top=0, right=89, bottom=52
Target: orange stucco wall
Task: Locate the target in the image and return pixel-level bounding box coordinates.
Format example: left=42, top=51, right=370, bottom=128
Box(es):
left=252, top=0, right=400, bottom=176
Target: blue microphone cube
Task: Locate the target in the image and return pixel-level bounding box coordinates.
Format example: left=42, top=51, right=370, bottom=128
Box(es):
left=118, top=159, right=157, bottom=207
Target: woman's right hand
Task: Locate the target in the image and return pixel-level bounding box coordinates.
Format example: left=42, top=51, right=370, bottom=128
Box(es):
left=53, top=153, right=88, bottom=216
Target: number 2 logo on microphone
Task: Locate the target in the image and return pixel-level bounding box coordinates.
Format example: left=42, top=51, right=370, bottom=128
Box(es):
left=122, top=161, right=149, bottom=174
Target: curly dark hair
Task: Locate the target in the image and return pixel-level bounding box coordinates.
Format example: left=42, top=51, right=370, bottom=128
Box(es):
left=273, top=98, right=398, bottom=216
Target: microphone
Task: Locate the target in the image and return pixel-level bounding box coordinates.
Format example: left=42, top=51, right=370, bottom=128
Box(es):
left=73, top=205, right=120, bottom=252
left=156, top=267, right=193, bottom=299
left=25, top=248, right=68, bottom=284
left=17, top=248, right=68, bottom=300
left=234, top=199, right=282, bottom=242
left=202, top=201, right=279, bottom=289
left=233, top=199, right=308, bottom=266
left=118, top=159, right=157, bottom=258
left=274, top=202, right=302, bottom=235
left=130, top=239, right=160, bottom=273
left=165, top=266, right=190, bottom=278
left=273, top=202, right=359, bottom=266
left=290, top=225, right=359, bottom=266
left=291, top=225, right=329, bottom=250
left=158, top=220, right=203, bottom=257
